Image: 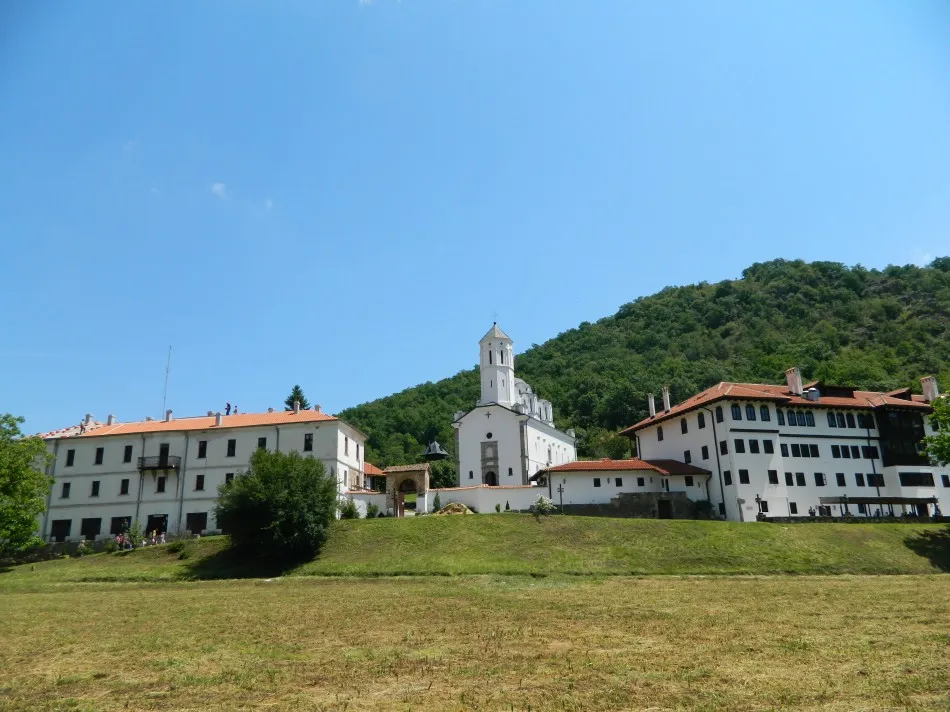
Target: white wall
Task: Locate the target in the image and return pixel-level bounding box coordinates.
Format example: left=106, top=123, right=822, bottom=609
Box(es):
left=428, top=485, right=541, bottom=513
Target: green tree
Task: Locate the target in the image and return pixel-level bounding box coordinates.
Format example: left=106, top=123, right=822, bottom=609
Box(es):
left=923, top=397, right=950, bottom=466
left=428, top=460, right=456, bottom=489
left=284, top=385, right=311, bottom=411
left=0, top=414, right=52, bottom=559
left=214, top=449, right=337, bottom=563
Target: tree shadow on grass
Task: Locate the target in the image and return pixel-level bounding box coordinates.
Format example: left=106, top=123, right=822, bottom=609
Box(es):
left=904, top=526, right=950, bottom=572
left=181, top=546, right=303, bottom=580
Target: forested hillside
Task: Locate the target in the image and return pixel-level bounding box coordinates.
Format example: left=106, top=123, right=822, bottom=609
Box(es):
left=341, top=258, right=950, bottom=472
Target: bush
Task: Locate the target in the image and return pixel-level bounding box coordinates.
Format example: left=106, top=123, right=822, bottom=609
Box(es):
left=102, top=538, right=118, bottom=554
left=366, top=502, right=379, bottom=518
left=432, top=493, right=442, bottom=511
left=214, top=449, right=338, bottom=563
left=74, top=541, right=91, bottom=557
left=532, top=495, right=557, bottom=517
left=340, top=498, right=360, bottom=520
left=495, top=503, right=502, bottom=513
left=505, top=500, right=511, bottom=511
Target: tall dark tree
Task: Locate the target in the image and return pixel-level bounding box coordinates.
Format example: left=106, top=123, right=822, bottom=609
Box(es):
left=0, top=414, right=52, bottom=559
left=214, top=449, right=337, bottom=563
left=284, top=385, right=311, bottom=411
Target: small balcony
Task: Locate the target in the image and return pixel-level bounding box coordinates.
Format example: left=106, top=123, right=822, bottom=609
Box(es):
left=137, top=456, right=182, bottom=472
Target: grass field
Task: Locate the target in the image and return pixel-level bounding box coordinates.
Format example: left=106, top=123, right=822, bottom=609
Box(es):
left=1, top=575, right=949, bottom=711
left=3, top=516, right=948, bottom=587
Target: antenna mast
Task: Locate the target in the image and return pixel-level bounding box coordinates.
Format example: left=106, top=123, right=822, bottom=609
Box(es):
left=162, top=345, right=172, bottom=415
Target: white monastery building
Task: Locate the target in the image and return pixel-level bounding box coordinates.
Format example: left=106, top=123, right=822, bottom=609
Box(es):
left=452, top=324, right=577, bottom=487
left=620, top=369, right=949, bottom=522
left=36, top=404, right=366, bottom=542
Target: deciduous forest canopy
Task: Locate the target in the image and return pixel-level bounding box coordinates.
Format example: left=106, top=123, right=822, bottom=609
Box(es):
left=340, top=258, right=950, bottom=468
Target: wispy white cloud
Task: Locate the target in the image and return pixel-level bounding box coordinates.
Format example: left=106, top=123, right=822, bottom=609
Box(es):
left=911, top=249, right=933, bottom=267
left=211, top=182, right=229, bottom=199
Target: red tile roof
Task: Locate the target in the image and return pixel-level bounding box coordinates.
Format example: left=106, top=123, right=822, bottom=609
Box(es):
left=620, top=381, right=932, bottom=435
left=538, top=458, right=709, bottom=477
left=363, top=462, right=385, bottom=477
left=69, top=410, right=338, bottom=438
left=33, top=421, right=107, bottom=440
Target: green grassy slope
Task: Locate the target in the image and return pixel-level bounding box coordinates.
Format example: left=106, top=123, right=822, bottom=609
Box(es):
left=2, top=517, right=947, bottom=587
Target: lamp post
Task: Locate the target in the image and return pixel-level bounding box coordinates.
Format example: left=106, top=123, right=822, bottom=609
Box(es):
left=754, top=494, right=762, bottom=514
left=842, top=493, right=849, bottom=517
left=556, top=483, right=565, bottom=513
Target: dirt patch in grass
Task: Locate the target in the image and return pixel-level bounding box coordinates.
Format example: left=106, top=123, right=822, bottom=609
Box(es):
left=1, top=575, right=948, bottom=711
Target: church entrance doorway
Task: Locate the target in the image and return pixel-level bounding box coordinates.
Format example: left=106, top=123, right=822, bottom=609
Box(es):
left=657, top=499, right=673, bottom=519
left=484, top=471, right=498, bottom=486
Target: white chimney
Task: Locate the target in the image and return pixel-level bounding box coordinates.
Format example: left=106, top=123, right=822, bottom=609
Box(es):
left=647, top=393, right=656, bottom=417
left=107, top=414, right=116, bottom=425
left=785, top=367, right=803, bottom=396
left=84, top=413, right=93, bottom=426
left=314, top=404, right=321, bottom=413
left=921, top=376, right=939, bottom=403
left=165, top=409, right=173, bottom=422
left=661, top=386, right=671, bottom=413
left=293, top=400, right=301, bottom=414
left=214, top=412, right=222, bottom=427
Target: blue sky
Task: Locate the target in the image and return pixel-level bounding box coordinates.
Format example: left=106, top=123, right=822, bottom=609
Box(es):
left=2, top=1, right=949, bottom=435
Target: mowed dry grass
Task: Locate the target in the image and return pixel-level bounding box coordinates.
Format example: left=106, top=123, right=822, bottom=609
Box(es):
left=1, top=575, right=949, bottom=711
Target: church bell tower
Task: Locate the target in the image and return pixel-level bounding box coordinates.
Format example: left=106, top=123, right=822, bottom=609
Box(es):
left=478, top=323, right=515, bottom=407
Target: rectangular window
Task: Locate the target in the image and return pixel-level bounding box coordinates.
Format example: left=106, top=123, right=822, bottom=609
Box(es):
left=801, top=444, right=812, bottom=458
left=66, top=449, right=75, bottom=467
left=80, top=518, right=102, bottom=541
left=345, top=436, right=349, bottom=455
left=123, top=445, right=133, bottom=463
left=796, top=412, right=806, bottom=426
left=738, top=469, right=750, bottom=484
left=731, top=404, right=742, bottom=420
left=657, top=427, right=664, bottom=442
left=685, top=475, right=694, bottom=487
left=749, top=439, right=760, bottom=454
left=768, top=469, right=778, bottom=485
left=795, top=472, right=806, bottom=487
left=698, top=412, right=706, bottom=429
left=257, top=437, right=267, bottom=450
left=760, top=501, right=769, bottom=513
left=805, top=412, right=815, bottom=427
left=836, top=413, right=846, bottom=428
left=227, top=439, right=236, bottom=457
left=899, top=472, right=935, bottom=487
left=681, top=418, right=688, bottom=434
left=861, top=446, right=880, bottom=460
left=850, top=445, right=860, bottom=458
left=637, top=477, right=645, bottom=487
left=720, top=440, right=728, bottom=455
left=120, top=478, right=130, bottom=495
left=734, top=439, right=745, bottom=454
left=777, top=410, right=785, bottom=426
left=868, top=474, right=884, bottom=487
left=195, top=474, right=205, bottom=491
left=832, top=445, right=840, bottom=458
left=828, top=412, right=837, bottom=427
left=842, top=446, right=851, bottom=459
left=110, top=516, right=131, bottom=535
left=942, top=475, right=950, bottom=487
left=723, top=470, right=732, bottom=486
left=91, top=480, right=100, bottom=497
left=716, top=406, right=724, bottom=423
left=615, top=477, right=623, bottom=487
left=61, top=482, right=70, bottom=498
left=95, top=447, right=104, bottom=465
left=760, top=406, right=771, bottom=422
left=846, top=413, right=856, bottom=428
left=304, top=433, right=313, bottom=452
left=858, top=414, right=874, bottom=429
left=746, top=405, right=757, bottom=421
left=701, top=445, right=709, bottom=460
left=781, top=443, right=789, bottom=457
left=197, top=440, right=207, bottom=459
left=785, top=472, right=794, bottom=486
left=789, top=502, right=798, bottom=514
left=836, top=472, right=846, bottom=487
left=814, top=472, right=826, bottom=487
left=593, top=477, right=601, bottom=488
left=684, top=450, right=691, bottom=464
left=763, top=440, right=774, bottom=454
left=858, top=503, right=866, bottom=514
left=855, top=473, right=865, bottom=487
left=791, top=444, right=801, bottom=457
left=156, top=476, right=166, bottom=493
left=225, top=473, right=235, bottom=485
left=810, top=444, right=819, bottom=458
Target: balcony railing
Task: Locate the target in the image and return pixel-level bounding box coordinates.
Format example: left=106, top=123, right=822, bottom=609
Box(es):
left=137, top=456, right=182, bottom=471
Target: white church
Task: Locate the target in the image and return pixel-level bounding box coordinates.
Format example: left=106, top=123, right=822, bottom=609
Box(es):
left=451, top=324, right=577, bottom=486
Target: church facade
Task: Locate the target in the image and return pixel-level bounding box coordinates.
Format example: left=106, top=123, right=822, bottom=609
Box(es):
left=452, top=324, right=577, bottom=487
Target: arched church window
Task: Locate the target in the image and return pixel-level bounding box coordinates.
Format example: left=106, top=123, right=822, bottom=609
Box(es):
left=508, top=467, right=513, bottom=476
left=489, top=350, right=492, bottom=364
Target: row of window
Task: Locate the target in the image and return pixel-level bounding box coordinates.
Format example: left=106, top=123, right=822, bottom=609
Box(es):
left=751, top=501, right=897, bottom=516
left=59, top=473, right=236, bottom=499
left=48, top=511, right=211, bottom=542
left=662, top=405, right=874, bottom=441
left=831, top=444, right=879, bottom=459
left=591, top=475, right=698, bottom=488
left=722, top=470, right=950, bottom=489
left=62, top=434, right=355, bottom=467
